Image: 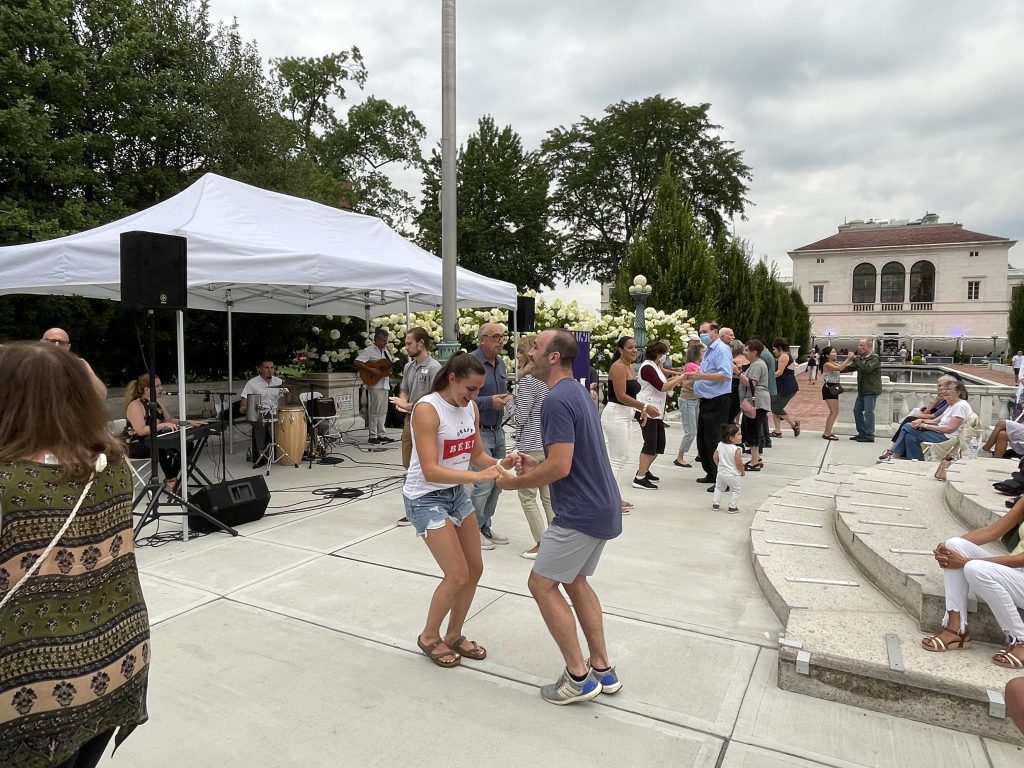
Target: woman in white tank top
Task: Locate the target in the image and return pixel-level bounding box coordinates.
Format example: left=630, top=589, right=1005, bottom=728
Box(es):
left=403, top=353, right=513, bottom=668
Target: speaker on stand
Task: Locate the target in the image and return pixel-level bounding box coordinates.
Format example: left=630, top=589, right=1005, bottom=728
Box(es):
left=515, top=295, right=536, bottom=334
left=119, top=231, right=188, bottom=311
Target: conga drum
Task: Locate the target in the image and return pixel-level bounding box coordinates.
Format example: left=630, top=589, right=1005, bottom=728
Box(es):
left=275, top=405, right=308, bottom=466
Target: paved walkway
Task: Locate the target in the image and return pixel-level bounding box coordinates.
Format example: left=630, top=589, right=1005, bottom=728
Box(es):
left=100, top=421, right=1021, bottom=768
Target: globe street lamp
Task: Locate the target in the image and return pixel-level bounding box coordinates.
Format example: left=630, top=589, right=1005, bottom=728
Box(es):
left=992, top=333, right=1000, bottom=360
left=628, top=275, right=653, bottom=352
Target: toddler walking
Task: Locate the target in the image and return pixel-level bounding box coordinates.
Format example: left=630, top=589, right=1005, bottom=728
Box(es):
left=713, top=423, right=745, bottom=513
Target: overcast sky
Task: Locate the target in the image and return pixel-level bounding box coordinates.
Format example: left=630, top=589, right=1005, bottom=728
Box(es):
left=209, top=0, right=1024, bottom=312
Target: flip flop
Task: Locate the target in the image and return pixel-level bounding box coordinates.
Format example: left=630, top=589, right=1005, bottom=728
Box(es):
left=793, top=421, right=801, bottom=437
left=416, top=636, right=461, bottom=668
left=447, top=635, right=486, bottom=660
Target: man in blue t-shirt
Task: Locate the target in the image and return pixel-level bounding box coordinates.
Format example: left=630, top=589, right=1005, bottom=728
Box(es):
left=497, top=329, right=622, bottom=706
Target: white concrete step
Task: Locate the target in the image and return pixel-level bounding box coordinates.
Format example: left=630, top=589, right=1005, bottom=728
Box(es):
left=944, top=456, right=1017, bottom=530
left=750, top=470, right=1023, bottom=745
left=834, top=463, right=1008, bottom=645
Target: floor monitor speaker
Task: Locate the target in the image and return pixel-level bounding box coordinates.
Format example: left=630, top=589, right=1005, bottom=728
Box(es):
left=516, top=295, right=536, bottom=333
left=188, top=476, right=270, bottom=533
left=120, top=231, right=188, bottom=310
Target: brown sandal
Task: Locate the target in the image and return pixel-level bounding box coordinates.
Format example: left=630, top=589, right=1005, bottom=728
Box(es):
left=921, top=628, right=970, bottom=652
left=993, top=646, right=1024, bottom=669
left=447, top=635, right=486, bottom=660
left=416, top=636, right=461, bottom=668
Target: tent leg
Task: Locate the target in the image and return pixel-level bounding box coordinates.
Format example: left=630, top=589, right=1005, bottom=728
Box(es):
left=405, top=292, right=411, bottom=333
left=177, top=310, right=189, bottom=542
left=227, top=296, right=234, bottom=455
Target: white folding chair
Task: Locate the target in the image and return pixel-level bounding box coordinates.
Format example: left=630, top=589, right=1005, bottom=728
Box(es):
left=109, top=418, right=152, bottom=493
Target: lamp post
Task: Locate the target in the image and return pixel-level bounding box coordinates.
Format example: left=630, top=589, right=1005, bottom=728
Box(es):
left=992, top=333, right=1000, bottom=360
left=628, top=275, right=653, bottom=352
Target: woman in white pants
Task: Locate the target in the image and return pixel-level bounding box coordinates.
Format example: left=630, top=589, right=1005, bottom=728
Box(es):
left=601, top=336, right=653, bottom=512
left=924, top=499, right=1024, bottom=668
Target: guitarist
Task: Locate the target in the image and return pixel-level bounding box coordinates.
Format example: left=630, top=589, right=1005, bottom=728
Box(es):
left=355, top=328, right=395, bottom=444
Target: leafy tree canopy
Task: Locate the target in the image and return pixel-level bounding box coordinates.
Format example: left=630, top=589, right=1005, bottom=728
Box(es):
left=418, top=115, right=557, bottom=291
left=542, top=95, right=752, bottom=284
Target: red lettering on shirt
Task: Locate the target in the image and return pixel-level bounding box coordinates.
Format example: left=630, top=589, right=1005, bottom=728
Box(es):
left=442, top=436, right=476, bottom=460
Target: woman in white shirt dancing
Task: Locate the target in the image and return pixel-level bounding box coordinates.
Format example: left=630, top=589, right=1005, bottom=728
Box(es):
left=403, top=353, right=512, bottom=668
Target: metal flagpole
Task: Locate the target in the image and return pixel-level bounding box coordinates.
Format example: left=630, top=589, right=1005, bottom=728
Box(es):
left=437, top=0, right=459, bottom=362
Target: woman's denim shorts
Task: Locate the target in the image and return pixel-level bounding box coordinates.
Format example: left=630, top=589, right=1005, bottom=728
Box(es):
left=402, top=485, right=476, bottom=538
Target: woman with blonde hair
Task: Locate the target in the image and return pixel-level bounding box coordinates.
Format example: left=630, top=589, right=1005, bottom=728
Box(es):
left=513, top=335, right=555, bottom=559
left=0, top=341, right=151, bottom=767
left=125, top=372, right=185, bottom=491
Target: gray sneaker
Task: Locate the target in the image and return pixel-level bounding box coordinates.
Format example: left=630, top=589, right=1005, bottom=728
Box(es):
left=479, top=531, right=495, bottom=550
left=591, top=665, right=622, bottom=694
left=481, top=527, right=509, bottom=544
left=540, top=669, right=603, bottom=705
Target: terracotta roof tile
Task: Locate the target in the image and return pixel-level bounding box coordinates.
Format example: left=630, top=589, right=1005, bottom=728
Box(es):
left=793, top=223, right=1010, bottom=252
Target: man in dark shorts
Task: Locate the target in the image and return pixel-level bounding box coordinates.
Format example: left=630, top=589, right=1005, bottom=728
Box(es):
left=497, top=329, right=623, bottom=705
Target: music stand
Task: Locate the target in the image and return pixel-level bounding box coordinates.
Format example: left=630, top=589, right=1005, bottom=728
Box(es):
left=301, top=382, right=344, bottom=468
left=132, top=311, right=237, bottom=539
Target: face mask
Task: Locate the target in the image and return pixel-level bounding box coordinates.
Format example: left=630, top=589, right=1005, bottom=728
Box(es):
left=699, top=333, right=711, bottom=345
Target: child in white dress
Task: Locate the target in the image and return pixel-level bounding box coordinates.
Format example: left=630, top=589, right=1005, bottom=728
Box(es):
left=713, top=423, right=746, bottom=513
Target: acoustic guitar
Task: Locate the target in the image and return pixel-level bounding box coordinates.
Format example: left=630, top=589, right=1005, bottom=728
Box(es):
left=358, top=357, right=393, bottom=387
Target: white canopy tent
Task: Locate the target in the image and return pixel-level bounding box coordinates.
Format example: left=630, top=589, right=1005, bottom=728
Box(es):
left=0, top=172, right=517, bottom=315
left=0, top=174, right=518, bottom=503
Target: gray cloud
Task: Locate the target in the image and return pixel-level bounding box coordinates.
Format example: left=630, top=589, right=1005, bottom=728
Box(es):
left=210, top=0, right=1023, bottom=302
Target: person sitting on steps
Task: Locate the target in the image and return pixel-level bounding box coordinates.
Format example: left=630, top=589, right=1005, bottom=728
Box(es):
left=923, top=495, right=1024, bottom=669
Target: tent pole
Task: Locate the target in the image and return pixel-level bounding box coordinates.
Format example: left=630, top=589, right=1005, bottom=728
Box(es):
left=227, top=292, right=234, bottom=454
left=405, top=292, right=411, bottom=333
left=177, top=309, right=189, bottom=542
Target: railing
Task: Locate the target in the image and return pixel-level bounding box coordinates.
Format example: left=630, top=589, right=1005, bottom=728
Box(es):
left=880, top=303, right=903, bottom=312
left=910, top=302, right=933, bottom=311
left=832, top=373, right=1014, bottom=438
left=853, top=303, right=875, bottom=312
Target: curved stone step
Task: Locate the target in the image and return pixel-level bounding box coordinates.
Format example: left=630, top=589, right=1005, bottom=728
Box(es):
left=750, top=471, right=1023, bottom=744
left=944, top=456, right=1015, bottom=530
left=833, top=463, right=1006, bottom=645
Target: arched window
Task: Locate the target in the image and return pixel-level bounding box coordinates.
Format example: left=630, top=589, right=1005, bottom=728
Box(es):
left=852, top=263, right=876, bottom=304
left=880, top=262, right=905, bottom=303
left=910, top=261, right=935, bottom=303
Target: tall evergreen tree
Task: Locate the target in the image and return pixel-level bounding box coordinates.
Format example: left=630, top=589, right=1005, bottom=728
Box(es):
left=614, top=157, right=718, bottom=321
left=1009, top=285, right=1024, bottom=354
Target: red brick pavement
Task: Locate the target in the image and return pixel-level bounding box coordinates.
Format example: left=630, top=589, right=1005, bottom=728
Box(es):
left=783, top=364, right=1016, bottom=432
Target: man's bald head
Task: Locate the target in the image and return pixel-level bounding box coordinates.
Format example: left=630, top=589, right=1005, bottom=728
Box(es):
left=41, top=328, right=71, bottom=349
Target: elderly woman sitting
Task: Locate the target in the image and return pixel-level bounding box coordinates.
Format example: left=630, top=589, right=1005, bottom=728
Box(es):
left=878, top=374, right=958, bottom=461
left=924, top=496, right=1024, bottom=669
left=885, top=379, right=973, bottom=461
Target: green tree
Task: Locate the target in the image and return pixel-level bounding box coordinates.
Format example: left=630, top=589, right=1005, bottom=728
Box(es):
left=417, top=115, right=556, bottom=290
left=1010, top=285, right=1024, bottom=353
left=613, top=157, right=718, bottom=321
left=272, top=53, right=425, bottom=229
left=790, top=288, right=812, bottom=357
left=542, top=95, right=752, bottom=284
left=713, top=234, right=755, bottom=339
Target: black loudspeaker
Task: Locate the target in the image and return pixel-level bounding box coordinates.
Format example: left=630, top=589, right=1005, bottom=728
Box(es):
left=188, top=476, right=270, bottom=533
left=516, top=295, right=536, bottom=333
left=119, top=231, right=188, bottom=310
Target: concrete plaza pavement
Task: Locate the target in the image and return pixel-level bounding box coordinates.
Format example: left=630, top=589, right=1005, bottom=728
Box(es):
left=101, top=424, right=1024, bottom=767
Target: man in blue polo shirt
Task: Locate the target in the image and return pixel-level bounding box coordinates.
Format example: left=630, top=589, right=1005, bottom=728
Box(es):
left=685, top=323, right=735, bottom=485
left=471, top=322, right=513, bottom=549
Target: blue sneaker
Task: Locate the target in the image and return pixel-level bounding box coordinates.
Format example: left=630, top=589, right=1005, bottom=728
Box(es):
left=541, top=669, right=603, bottom=705
left=591, top=665, right=622, bottom=694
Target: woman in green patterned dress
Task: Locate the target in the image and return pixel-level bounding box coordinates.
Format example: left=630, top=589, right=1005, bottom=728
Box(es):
left=0, top=341, right=150, bottom=768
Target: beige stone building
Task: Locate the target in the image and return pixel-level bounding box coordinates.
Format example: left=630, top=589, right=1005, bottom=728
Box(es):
left=789, top=213, right=1017, bottom=355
